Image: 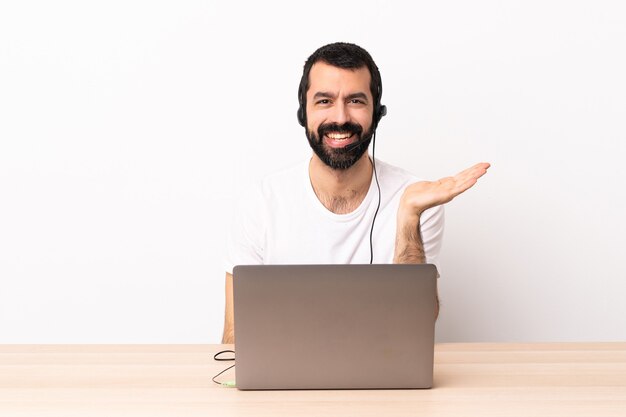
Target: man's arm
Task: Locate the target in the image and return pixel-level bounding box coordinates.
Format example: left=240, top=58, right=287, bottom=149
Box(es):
left=222, top=272, right=234, bottom=344
left=394, top=210, right=440, bottom=317
left=393, top=163, right=491, bottom=318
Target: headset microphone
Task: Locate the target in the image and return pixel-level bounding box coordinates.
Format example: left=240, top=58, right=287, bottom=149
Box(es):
left=341, top=136, right=368, bottom=151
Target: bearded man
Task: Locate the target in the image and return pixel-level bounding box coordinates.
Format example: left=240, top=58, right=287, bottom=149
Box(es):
left=222, top=42, right=489, bottom=343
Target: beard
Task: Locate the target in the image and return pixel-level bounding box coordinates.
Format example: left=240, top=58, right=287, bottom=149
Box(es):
left=306, top=121, right=374, bottom=170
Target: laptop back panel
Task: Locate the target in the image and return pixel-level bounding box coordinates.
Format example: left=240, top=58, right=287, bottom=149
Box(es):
left=233, top=264, right=437, bottom=390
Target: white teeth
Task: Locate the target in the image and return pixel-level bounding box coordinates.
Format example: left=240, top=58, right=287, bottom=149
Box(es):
left=327, top=132, right=352, bottom=139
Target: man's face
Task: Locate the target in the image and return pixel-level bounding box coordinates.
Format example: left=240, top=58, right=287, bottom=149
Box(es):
left=305, top=62, right=375, bottom=170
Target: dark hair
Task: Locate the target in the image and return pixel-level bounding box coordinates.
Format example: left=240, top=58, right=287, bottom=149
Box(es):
left=297, top=42, right=384, bottom=128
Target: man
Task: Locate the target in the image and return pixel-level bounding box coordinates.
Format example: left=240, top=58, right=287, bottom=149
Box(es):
left=222, top=42, right=489, bottom=344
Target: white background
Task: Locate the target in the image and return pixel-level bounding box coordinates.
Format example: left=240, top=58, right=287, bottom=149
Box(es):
left=1, top=0, right=625, bottom=343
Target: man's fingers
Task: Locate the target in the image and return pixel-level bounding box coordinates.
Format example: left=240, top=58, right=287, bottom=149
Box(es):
left=450, top=162, right=490, bottom=196
left=456, top=162, right=490, bottom=178
left=454, top=162, right=490, bottom=183
left=405, top=162, right=490, bottom=210
left=453, top=178, right=478, bottom=196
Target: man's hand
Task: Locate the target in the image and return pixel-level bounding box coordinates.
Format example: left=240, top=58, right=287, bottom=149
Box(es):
left=399, top=162, right=491, bottom=219
left=394, top=161, right=490, bottom=263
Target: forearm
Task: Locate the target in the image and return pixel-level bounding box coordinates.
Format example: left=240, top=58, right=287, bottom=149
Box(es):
left=393, top=213, right=425, bottom=264
left=394, top=211, right=439, bottom=318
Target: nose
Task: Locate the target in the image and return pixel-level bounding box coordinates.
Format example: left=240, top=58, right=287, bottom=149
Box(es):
left=329, top=102, right=349, bottom=125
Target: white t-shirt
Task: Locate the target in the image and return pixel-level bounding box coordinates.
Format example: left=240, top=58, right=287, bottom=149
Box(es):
left=224, top=158, right=444, bottom=274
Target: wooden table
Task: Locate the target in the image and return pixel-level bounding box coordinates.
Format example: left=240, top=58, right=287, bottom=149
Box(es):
left=1, top=343, right=625, bottom=416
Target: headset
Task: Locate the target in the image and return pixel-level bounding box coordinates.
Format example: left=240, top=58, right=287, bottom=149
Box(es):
left=297, top=67, right=387, bottom=264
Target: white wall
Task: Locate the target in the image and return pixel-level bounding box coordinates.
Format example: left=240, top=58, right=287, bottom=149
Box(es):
left=1, top=0, right=625, bottom=343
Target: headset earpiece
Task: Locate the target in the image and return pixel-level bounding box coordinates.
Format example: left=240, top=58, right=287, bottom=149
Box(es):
left=297, top=107, right=305, bottom=127
left=373, top=104, right=387, bottom=127
left=379, top=104, right=387, bottom=119
left=297, top=83, right=306, bottom=127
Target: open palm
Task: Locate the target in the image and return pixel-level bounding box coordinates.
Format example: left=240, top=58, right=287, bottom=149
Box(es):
left=401, top=162, right=491, bottom=214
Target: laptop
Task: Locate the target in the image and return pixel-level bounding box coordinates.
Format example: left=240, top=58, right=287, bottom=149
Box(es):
left=232, top=264, right=438, bottom=390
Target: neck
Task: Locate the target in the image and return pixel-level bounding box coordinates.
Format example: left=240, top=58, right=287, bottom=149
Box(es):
left=309, top=153, right=373, bottom=214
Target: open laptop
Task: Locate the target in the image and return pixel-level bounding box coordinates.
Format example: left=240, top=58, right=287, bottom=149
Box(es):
left=232, top=264, right=438, bottom=390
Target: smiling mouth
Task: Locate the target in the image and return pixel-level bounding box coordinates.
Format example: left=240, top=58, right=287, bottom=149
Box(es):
left=324, top=132, right=356, bottom=148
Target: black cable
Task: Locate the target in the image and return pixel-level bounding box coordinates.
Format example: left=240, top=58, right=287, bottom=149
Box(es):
left=214, top=350, right=235, bottom=361
left=212, top=350, right=236, bottom=386
left=212, top=363, right=236, bottom=386
left=369, top=131, right=381, bottom=264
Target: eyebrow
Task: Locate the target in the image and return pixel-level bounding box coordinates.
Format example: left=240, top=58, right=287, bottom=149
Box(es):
left=312, top=91, right=369, bottom=101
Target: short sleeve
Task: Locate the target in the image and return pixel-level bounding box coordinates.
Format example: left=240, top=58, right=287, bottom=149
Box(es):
left=224, top=183, right=266, bottom=274
left=419, top=204, right=445, bottom=271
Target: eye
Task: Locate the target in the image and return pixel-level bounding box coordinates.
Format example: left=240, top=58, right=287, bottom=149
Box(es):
left=349, top=99, right=365, bottom=104
left=316, top=99, right=331, bottom=105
